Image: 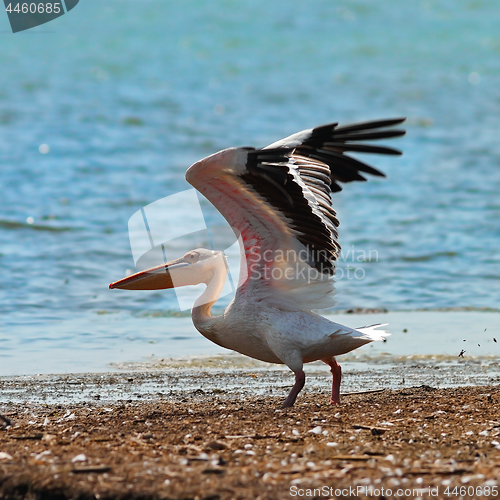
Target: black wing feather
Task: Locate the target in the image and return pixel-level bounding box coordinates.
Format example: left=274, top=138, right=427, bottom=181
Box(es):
left=242, top=118, right=405, bottom=274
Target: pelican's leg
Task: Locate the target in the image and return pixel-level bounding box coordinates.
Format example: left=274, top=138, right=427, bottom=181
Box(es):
left=323, top=357, right=342, bottom=404
left=282, top=370, right=305, bottom=408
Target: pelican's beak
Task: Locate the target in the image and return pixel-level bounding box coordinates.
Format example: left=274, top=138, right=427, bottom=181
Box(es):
left=109, top=257, right=188, bottom=290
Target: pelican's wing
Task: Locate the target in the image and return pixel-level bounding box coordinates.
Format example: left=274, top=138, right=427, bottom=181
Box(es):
left=186, top=118, right=405, bottom=310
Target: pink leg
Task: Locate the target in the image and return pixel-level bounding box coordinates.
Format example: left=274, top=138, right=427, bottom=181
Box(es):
left=323, top=357, right=342, bottom=404
left=282, top=370, right=305, bottom=408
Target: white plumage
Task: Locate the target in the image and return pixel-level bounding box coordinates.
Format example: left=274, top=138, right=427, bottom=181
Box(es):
left=110, top=118, right=405, bottom=407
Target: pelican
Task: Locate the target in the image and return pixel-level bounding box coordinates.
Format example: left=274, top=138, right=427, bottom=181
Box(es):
left=110, top=118, right=405, bottom=407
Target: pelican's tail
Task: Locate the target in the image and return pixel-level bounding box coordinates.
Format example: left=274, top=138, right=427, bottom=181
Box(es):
left=356, top=323, right=390, bottom=341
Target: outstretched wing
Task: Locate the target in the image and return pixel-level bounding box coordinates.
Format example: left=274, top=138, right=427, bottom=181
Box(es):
left=186, top=118, right=405, bottom=310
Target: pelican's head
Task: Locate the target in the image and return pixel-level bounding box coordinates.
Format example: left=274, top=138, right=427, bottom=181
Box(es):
left=109, top=248, right=225, bottom=290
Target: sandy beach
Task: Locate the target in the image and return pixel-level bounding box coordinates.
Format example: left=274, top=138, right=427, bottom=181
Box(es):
left=1, top=360, right=499, bottom=499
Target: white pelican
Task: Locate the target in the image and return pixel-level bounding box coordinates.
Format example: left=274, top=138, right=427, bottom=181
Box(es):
left=110, top=118, right=405, bottom=407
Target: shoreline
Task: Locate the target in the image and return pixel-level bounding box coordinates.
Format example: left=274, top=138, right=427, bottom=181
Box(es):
left=1, top=317, right=498, bottom=498
left=3, top=309, right=500, bottom=377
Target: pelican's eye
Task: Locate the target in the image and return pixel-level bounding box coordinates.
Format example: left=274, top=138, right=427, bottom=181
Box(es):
left=184, top=251, right=200, bottom=264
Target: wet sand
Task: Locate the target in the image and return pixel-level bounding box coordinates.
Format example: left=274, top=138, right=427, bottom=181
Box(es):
left=1, top=360, right=500, bottom=499
left=1, top=351, right=499, bottom=404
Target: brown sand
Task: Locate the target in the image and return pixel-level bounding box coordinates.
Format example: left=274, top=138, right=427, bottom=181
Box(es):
left=1, top=385, right=499, bottom=499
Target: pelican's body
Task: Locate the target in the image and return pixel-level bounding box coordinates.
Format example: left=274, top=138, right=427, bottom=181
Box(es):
left=110, top=118, right=405, bottom=407
left=198, top=293, right=385, bottom=367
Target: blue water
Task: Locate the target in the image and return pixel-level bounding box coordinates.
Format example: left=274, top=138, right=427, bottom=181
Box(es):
left=1, top=0, right=500, bottom=375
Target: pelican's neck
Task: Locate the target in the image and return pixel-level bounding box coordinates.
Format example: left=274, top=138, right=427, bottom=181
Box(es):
left=191, top=259, right=227, bottom=342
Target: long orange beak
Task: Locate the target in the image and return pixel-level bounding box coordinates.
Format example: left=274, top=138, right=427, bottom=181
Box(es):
left=109, top=257, right=188, bottom=290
